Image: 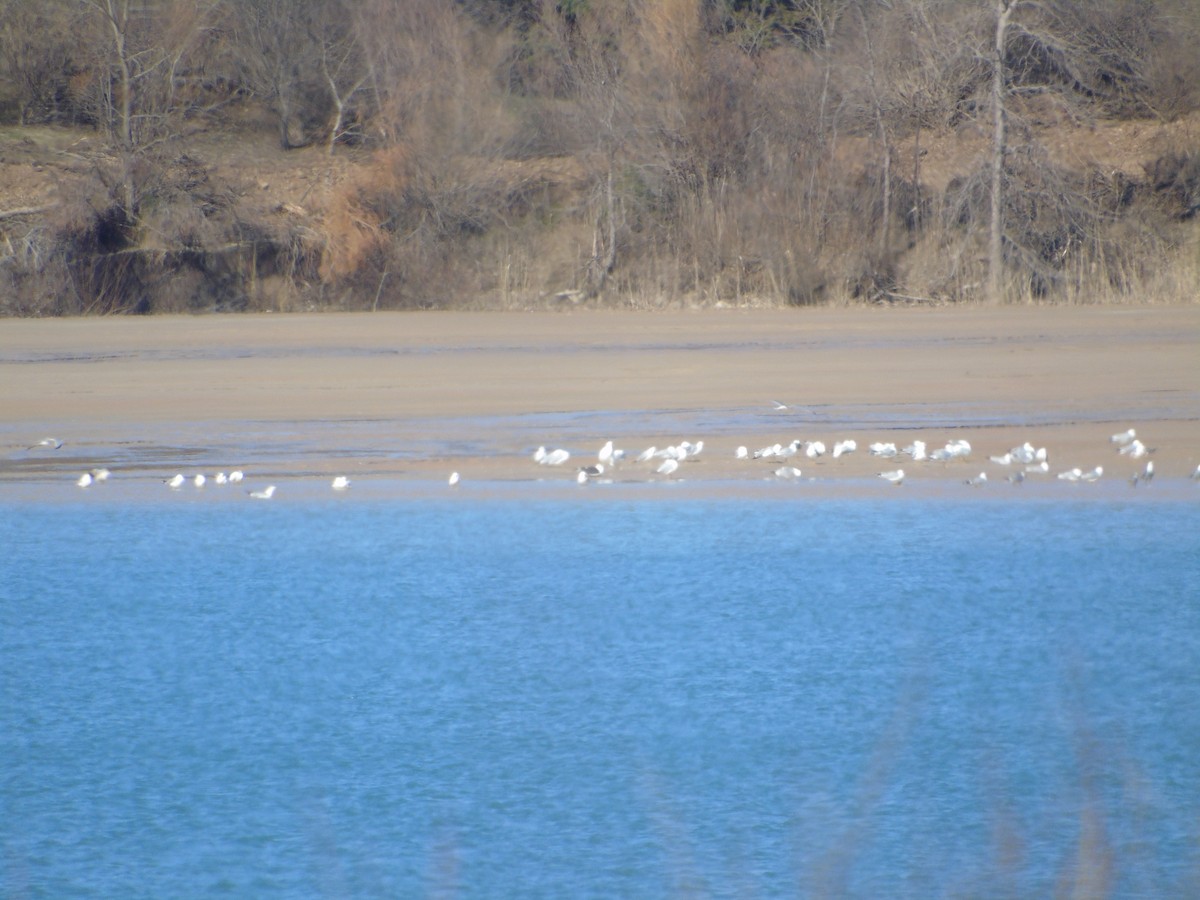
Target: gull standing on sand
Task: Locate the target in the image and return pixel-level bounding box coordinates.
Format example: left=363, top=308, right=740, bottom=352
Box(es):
left=76, top=472, right=93, bottom=488
left=965, top=472, right=988, bottom=487
left=656, top=458, right=680, bottom=476
left=166, top=473, right=185, bottom=489
left=331, top=476, right=350, bottom=490
left=832, top=439, right=857, bottom=458
left=249, top=485, right=276, bottom=500
left=735, top=446, right=749, bottom=460
left=598, top=441, right=614, bottom=466
left=1118, top=439, right=1148, bottom=459
left=930, top=439, right=972, bottom=461
left=1132, top=461, right=1154, bottom=487
left=774, top=466, right=802, bottom=480
left=229, top=470, right=244, bottom=483
left=1010, top=443, right=1034, bottom=464
left=775, top=440, right=800, bottom=461
left=448, top=471, right=460, bottom=487
left=1110, top=428, right=1136, bottom=445
left=30, top=438, right=63, bottom=450
left=771, top=400, right=789, bottom=411
left=1010, top=442, right=1040, bottom=464
left=91, top=468, right=111, bottom=482
left=878, top=468, right=905, bottom=485
left=193, top=474, right=206, bottom=488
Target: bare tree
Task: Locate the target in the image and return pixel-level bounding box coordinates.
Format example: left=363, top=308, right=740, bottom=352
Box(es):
left=532, top=0, right=711, bottom=299
left=311, top=6, right=368, bottom=155
left=81, top=0, right=221, bottom=151
left=977, top=0, right=1200, bottom=302
left=525, top=0, right=628, bottom=296
left=78, top=0, right=224, bottom=223
left=233, top=0, right=324, bottom=149
left=232, top=0, right=377, bottom=154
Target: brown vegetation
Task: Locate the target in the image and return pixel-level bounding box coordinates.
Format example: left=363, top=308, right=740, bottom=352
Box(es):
left=0, top=0, right=1197, bottom=315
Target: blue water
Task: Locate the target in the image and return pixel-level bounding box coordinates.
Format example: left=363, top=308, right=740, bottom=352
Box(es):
left=3, top=495, right=1198, bottom=898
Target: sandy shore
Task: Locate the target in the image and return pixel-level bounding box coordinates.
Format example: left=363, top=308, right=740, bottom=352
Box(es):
left=3, top=306, right=1199, bottom=496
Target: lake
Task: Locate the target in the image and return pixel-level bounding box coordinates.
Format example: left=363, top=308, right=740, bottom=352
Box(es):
left=2, top=491, right=1198, bottom=897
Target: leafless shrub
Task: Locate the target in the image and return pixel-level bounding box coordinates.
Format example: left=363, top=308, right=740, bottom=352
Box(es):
left=1141, top=34, right=1200, bottom=121
left=1144, top=151, right=1200, bottom=220
left=0, top=0, right=82, bottom=126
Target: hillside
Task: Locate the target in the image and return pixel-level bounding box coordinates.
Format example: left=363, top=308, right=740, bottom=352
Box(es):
left=2, top=107, right=1194, bottom=315
left=0, top=0, right=1197, bottom=314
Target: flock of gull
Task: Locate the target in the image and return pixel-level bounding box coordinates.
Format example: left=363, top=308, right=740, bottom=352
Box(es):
left=534, top=426, right=1177, bottom=489
left=27, top=421, right=1199, bottom=498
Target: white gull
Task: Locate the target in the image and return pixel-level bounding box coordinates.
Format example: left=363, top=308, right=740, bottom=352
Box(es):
left=832, top=439, right=857, bottom=458
left=1110, top=428, right=1136, bottom=445
left=1118, top=439, right=1148, bottom=459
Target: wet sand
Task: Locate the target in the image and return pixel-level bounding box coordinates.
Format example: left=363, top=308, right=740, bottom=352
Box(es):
left=3, top=306, right=1199, bottom=496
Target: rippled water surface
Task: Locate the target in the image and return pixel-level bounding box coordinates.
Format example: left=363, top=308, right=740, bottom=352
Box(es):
left=3, top=496, right=1198, bottom=897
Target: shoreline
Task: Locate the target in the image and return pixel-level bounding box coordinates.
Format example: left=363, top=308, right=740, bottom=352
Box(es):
left=3, top=306, right=1198, bottom=497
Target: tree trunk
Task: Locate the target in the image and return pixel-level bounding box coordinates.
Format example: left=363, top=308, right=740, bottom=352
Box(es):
left=326, top=93, right=344, bottom=156
left=588, top=165, right=618, bottom=298
left=856, top=3, right=891, bottom=258
left=100, top=0, right=133, bottom=151
left=103, top=0, right=136, bottom=222
left=989, top=0, right=1016, bottom=304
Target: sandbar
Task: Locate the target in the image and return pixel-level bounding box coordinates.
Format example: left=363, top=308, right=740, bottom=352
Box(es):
left=2, top=306, right=1198, bottom=498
